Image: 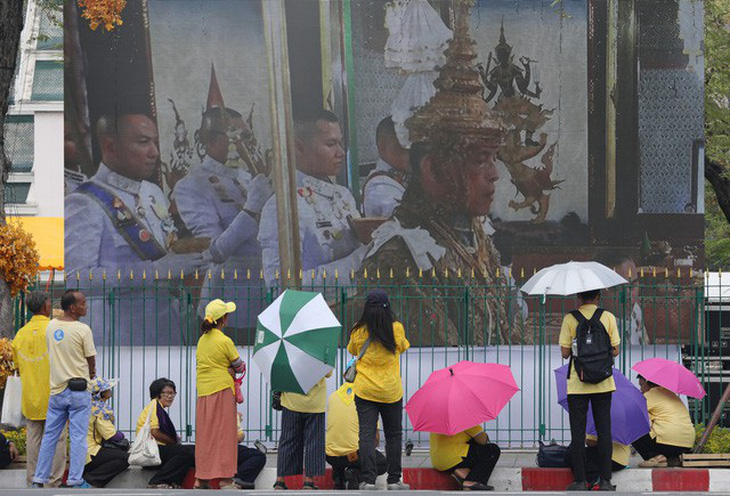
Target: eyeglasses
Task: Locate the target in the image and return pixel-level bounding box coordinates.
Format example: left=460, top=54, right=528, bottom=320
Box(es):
left=161, top=391, right=177, bottom=397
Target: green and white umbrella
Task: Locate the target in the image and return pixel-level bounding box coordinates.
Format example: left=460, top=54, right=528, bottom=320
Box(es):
left=253, top=290, right=341, bottom=394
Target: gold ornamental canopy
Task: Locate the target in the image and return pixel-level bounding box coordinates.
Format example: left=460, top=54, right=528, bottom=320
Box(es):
left=405, top=0, right=504, bottom=150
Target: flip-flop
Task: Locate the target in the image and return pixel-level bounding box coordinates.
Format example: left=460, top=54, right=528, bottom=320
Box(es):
left=461, top=482, right=494, bottom=491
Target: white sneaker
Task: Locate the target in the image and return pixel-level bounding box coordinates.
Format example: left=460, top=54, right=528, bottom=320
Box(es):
left=387, top=481, right=410, bottom=490
left=359, top=482, right=377, bottom=490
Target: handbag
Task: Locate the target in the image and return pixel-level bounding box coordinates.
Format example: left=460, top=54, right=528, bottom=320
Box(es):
left=343, top=337, right=372, bottom=383
left=536, top=441, right=571, bottom=468
left=234, top=374, right=244, bottom=404
left=94, top=418, right=130, bottom=452
left=128, top=405, right=162, bottom=467
left=1, top=374, right=23, bottom=428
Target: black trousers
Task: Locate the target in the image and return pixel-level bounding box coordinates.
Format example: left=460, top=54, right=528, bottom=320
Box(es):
left=450, top=442, right=501, bottom=485
left=567, top=392, right=612, bottom=482
left=583, top=447, right=626, bottom=484
left=326, top=450, right=387, bottom=483
left=83, top=447, right=129, bottom=487
left=631, top=434, right=692, bottom=461
left=355, top=396, right=403, bottom=485
left=236, top=445, right=266, bottom=483
left=148, top=443, right=195, bottom=486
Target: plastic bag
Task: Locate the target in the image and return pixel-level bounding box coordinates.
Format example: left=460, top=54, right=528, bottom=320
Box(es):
left=1, top=374, right=24, bottom=428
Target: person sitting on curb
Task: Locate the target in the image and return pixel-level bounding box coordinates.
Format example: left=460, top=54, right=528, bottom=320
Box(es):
left=325, top=382, right=387, bottom=489
left=430, top=426, right=501, bottom=491
left=83, top=377, right=129, bottom=487
left=632, top=375, right=694, bottom=468
left=0, top=433, right=19, bottom=469
left=234, top=412, right=266, bottom=489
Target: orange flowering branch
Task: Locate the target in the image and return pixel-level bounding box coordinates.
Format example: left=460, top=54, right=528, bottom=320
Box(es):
left=77, top=0, right=127, bottom=31
left=0, top=223, right=39, bottom=297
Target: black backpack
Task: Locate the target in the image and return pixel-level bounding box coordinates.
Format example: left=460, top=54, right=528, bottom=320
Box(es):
left=568, top=308, right=614, bottom=384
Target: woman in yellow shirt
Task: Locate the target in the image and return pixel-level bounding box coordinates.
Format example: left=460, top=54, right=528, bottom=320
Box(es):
left=136, top=378, right=195, bottom=489
left=194, top=299, right=246, bottom=490
left=83, top=378, right=129, bottom=487
left=347, top=290, right=410, bottom=490
left=429, top=426, right=501, bottom=491
left=632, top=375, right=694, bottom=467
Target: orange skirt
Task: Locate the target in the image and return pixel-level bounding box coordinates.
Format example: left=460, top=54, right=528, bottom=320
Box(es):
left=195, top=388, right=238, bottom=479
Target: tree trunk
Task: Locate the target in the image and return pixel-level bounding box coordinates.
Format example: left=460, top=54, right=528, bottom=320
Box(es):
left=705, top=156, right=730, bottom=225
left=0, top=0, right=26, bottom=223
left=0, top=0, right=26, bottom=338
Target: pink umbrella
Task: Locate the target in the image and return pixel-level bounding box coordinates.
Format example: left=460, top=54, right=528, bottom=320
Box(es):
left=632, top=357, right=706, bottom=399
left=405, top=361, right=519, bottom=435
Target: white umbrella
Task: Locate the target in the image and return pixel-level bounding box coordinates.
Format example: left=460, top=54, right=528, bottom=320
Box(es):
left=520, top=261, right=628, bottom=296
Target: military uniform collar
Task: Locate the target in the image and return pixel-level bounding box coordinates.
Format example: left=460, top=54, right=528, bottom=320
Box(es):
left=201, top=155, right=239, bottom=178
left=95, top=163, right=143, bottom=196
left=297, top=170, right=338, bottom=199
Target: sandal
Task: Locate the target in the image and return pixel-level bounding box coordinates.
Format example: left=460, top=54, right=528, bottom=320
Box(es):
left=451, top=473, right=465, bottom=487
left=462, top=482, right=494, bottom=491
left=148, top=483, right=173, bottom=489
left=220, top=482, right=244, bottom=490
left=302, top=481, right=319, bottom=490
left=273, top=481, right=288, bottom=490
left=193, top=480, right=211, bottom=490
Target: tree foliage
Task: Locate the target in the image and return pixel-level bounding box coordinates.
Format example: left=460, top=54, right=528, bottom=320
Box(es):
left=704, top=0, right=730, bottom=269
left=77, top=0, right=127, bottom=31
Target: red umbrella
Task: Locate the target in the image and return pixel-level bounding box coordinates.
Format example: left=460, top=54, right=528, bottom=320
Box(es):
left=405, top=361, right=519, bottom=435
left=632, top=357, right=706, bottom=399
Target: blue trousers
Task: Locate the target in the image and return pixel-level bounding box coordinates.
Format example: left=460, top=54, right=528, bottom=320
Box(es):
left=32, top=389, right=91, bottom=486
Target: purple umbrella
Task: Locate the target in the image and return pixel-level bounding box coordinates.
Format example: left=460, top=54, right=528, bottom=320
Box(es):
left=554, top=365, right=650, bottom=445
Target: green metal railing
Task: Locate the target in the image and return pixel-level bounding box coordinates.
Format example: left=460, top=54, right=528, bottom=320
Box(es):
left=11, top=271, right=721, bottom=448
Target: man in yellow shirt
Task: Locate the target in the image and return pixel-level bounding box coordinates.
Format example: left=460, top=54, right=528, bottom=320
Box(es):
left=12, top=292, right=67, bottom=487
left=632, top=376, right=694, bottom=467
left=325, top=383, right=386, bottom=489
left=558, top=289, right=620, bottom=492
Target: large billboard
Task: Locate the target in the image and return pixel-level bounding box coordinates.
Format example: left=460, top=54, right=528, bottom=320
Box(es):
left=64, top=0, right=704, bottom=346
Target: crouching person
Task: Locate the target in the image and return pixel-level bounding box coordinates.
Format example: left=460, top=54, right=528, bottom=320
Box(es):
left=430, top=426, right=501, bottom=491
left=235, top=412, right=266, bottom=489
left=633, top=375, right=694, bottom=468
left=84, top=378, right=129, bottom=487
left=326, top=383, right=386, bottom=489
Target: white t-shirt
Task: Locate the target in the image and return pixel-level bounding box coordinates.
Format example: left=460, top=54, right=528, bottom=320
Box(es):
left=45, top=319, right=96, bottom=395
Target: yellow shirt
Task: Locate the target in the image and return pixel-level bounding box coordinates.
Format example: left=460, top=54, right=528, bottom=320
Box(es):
left=281, top=374, right=331, bottom=414
left=325, top=383, right=359, bottom=457
left=430, top=426, right=483, bottom=471
left=87, top=413, right=118, bottom=463
left=347, top=322, right=410, bottom=403
left=585, top=434, right=630, bottom=466
left=645, top=387, right=695, bottom=449
left=12, top=315, right=51, bottom=420
left=558, top=305, right=620, bottom=395
left=45, top=319, right=96, bottom=395
left=137, top=399, right=168, bottom=446
left=196, top=328, right=240, bottom=397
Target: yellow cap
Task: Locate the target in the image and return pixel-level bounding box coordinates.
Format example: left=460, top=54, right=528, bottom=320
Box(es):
left=204, top=299, right=236, bottom=323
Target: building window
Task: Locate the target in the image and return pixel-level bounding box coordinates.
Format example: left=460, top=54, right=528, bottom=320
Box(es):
left=37, top=6, right=63, bottom=50
left=5, top=183, right=32, bottom=204
left=31, top=60, right=63, bottom=101
left=4, top=115, right=34, bottom=173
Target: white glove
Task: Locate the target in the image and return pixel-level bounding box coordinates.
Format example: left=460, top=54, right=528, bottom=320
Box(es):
left=153, top=252, right=206, bottom=275
left=244, top=174, right=274, bottom=214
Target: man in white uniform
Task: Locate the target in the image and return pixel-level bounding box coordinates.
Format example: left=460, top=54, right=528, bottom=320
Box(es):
left=65, top=113, right=205, bottom=345
left=361, top=116, right=411, bottom=218
left=259, top=110, right=367, bottom=289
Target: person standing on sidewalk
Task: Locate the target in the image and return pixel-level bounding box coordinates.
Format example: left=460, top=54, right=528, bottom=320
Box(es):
left=12, top=292, right=67, bottom=487
left=347, top=289, right=410, bottom=490
left=194, top=299, right=246, bottom=490
left=32, top=290, right=97, bottom=489
left=559, top=289, right=620, bottom=492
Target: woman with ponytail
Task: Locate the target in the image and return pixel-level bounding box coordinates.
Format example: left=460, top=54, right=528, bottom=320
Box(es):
left=347, top=290, right=410, bottom=490
left=194, top=299, right=246, bottom=489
